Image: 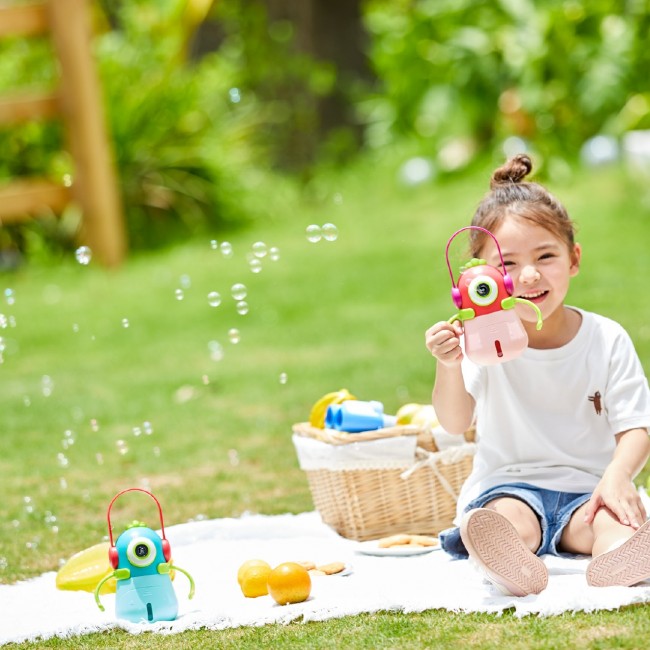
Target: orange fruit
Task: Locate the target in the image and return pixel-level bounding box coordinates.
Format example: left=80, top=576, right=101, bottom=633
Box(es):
left=237, top=559, right=271, bottom=586
left=238, top=559, right=272, bottom=598
left=267, top=562, right=312, bottom=605
left=240, top=563, right=272, bottom=598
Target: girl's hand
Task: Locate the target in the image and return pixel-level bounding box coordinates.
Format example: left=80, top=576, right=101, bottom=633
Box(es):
left=425, top=321, right=464, bottom=368
left=583, top=467, right=646, bottom=529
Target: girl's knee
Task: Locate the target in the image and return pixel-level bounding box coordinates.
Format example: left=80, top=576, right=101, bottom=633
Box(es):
left=484, top=497, right=542, bottom=551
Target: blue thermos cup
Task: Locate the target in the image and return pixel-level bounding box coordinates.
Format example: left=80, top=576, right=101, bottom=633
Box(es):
left=325, top=400, right=396, bottom=432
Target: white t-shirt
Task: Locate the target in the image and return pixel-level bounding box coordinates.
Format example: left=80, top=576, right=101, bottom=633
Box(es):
left=456, top=307, right=650, bottom=519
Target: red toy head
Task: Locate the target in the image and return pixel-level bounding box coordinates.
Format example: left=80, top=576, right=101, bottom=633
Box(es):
left=456, top=259, right=512, bottom=317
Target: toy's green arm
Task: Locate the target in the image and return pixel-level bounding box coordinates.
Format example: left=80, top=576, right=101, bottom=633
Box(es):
left=448, top=308, right=475, bottom=325
left=501, top=296, right=543, bottom=330
left=93, top=568, right=130, bottom=611
left=167, top=564, right=196, bottom=599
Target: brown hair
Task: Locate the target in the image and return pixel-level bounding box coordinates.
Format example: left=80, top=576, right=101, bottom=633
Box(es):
left=468, top=154, right=576, bottom=257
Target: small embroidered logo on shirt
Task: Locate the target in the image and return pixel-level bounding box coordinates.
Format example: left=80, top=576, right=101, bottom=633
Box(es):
left=588, top=391, right=602, bottom=415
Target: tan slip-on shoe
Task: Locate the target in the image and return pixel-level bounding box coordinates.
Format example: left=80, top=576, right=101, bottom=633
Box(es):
left=587, top=519, right=650, bottom=587
left=460, top=508, right=548, bottom=597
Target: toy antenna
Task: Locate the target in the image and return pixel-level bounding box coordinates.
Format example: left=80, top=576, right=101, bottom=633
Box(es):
left=106, top=488, right=167, bottom=546
left=445, top=225, right=508, bottom=288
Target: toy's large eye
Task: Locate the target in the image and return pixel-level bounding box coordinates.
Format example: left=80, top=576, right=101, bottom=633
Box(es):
left=126, top=537, right=156, bottom=567
left=468, top=275, right=498, bottom=306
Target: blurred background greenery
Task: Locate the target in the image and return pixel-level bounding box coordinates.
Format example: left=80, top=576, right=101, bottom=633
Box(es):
left=1, top=0, right=650, bottom=261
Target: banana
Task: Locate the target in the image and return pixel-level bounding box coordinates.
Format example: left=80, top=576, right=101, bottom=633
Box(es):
left=309, top=388, right=355, bottom=428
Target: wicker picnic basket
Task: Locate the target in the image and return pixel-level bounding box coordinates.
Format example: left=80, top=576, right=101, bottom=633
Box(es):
left=292, top=422, right=476, bottom=541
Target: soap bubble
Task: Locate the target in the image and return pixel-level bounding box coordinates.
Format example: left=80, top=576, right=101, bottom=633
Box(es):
left=175, top=289, right=184, bottom=301
left=228, top=449, right=240, bottom=466
left=322, top=223, right=338, bottom=241
left=59, top=478, right=68, bottom=490
left=90, top=418, right=99, bottom=432
left=207, top=291, right=222, bottom=307
left=121, top=318, right=130, bottom=328
left=399, top=157, right=435, bottom=186
left=231, top=283, right=247, bottom=300
left=279, top=372, right=288, bottom=385
left=4, top=289, right=15, bottom=305
left=180, top=274, right=192, bottom=289
left=333, top=192, right=343, bottom=204
left=95, top=453, right=104, bottom=465
left=143, top=421, right=154, bottom=435
left=236, top=301, right=249, bottom=315
left=269, top=247, right=280, bottom=261
left=252, top=241, right=268, bottom=258
left=249, top=259, right=262, bottom=274
left=0, top=557, right=8, bottom=570
left=57, top=452, right=69, bottom=468
left=210, top=239, right=218, bottom=250
left=75, top=246, right=92, bottom=265
left=132, top=426, right=142, bottom=437
left=116, top=440, right=129, bottom=455
left=306, top=225, right=322, bottom=243
left=220, top=242, right=233, bottom=258
left=41, top=375, right=54, bottom=397
left=208, top=340, right=224, bottom=361
left=23, top=496, right=34, bottom=514
left=229, top=87, right=241, bottom=103
left=72, top=323, right=79, bottom=333
left=228, top=328, right=241, bottom=344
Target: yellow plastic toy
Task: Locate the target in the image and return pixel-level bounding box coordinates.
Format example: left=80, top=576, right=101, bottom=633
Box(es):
left=56, top=542, right=116, bottom=594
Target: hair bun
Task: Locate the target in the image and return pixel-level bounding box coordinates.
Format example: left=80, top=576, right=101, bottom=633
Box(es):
left=490, top=154, right=532, bottom=189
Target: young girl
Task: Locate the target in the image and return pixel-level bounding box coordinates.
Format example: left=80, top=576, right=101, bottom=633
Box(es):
left=425, top=154, right=650, bottom=597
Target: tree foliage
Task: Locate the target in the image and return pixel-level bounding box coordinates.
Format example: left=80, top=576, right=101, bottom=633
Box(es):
left=361, top=0, right=650, bottom=168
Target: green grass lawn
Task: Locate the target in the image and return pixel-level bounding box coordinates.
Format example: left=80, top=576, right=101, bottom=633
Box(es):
left=2, top=152, right=650, bottom=648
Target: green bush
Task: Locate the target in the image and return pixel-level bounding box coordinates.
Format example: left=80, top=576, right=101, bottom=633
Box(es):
left=361, top=0, right=650, bottom=167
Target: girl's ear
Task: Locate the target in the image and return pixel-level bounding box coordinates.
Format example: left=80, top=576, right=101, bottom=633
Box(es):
left=569, top=243, right=582, bottom=276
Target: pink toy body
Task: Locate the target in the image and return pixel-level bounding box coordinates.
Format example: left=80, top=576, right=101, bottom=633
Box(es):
left=462, top=309, right=528, bottom=365
left=445, top=226, right=543, bottom=366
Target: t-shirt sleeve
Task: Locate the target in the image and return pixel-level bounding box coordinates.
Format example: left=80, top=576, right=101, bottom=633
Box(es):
left=605, top=326, right=650, bottom=434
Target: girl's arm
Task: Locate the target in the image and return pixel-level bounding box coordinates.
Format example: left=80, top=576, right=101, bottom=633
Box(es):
left=584, top=428, right=650, bottom=529
left=425, top=321, right=475, bottom=435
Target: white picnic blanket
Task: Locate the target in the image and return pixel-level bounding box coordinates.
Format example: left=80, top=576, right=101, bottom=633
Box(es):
left=2, top=508, right=650, bottom=646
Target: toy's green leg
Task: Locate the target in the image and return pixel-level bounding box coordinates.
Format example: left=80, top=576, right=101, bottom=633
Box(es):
left=514, top=298, right=543, bottom=330
left=93, top=572, right=115, bottom=611
left=171, top=565, right=196, bottom=599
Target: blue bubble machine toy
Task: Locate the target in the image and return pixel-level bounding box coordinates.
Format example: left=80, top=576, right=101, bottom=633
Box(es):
left=94, top=488, right=195, bottom=623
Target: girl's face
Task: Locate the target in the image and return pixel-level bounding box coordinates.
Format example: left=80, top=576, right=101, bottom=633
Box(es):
left=479, top=215, right=581, bottom=325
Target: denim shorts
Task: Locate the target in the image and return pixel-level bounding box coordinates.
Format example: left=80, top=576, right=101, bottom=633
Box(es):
left=439, top=482, right=591, bottom=559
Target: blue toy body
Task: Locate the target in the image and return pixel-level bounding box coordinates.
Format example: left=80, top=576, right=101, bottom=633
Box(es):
left=114, top=526, right=178, bottom=623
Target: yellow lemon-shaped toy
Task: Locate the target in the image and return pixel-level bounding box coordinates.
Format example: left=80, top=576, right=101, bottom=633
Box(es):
left=396, top=403, right=426, bottom=425
left=56, top=542, right=116, bottom=594
left=309, top=388, right=356, bottom=428
left=411, top=405, right=439, bottom=429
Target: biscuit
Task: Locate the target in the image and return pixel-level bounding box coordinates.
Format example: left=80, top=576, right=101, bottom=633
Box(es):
left=308, top=569, right=326, bottom=577
left=377, top=534, right=412, bottom=548
left=317, top=562, right=345, bottom=575
left=296, top=560, right=317, bottom=571
left=408, top=535, right=438, bottom=547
